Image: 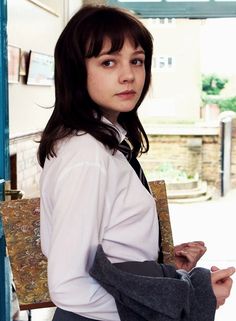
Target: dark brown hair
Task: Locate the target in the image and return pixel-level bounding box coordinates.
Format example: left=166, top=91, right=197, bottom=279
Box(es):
left=38, top=5, right=153, bottom=167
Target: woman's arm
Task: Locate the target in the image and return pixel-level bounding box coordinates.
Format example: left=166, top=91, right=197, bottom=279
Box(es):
left=90, top=245, right=235, bottom=321
left=44, top=162, right=117, bottom=317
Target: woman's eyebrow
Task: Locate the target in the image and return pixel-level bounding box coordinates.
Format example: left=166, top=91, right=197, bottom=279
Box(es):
left=97, top=50, right=113, bottom=57
left=133, top=49, right=145, bottom=55
left=98, top=49, right=145, bottom=57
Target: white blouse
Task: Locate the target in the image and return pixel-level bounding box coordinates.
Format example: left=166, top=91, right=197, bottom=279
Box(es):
left=40, top=123, right=159, bottom=321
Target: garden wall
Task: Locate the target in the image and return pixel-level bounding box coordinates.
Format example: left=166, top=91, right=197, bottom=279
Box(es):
left=232, top=118, right=236, bottom=188
left=139, top=125, right=222, bottom=192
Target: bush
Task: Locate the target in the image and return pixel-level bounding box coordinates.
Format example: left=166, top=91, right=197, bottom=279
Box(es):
left=201, top=93, right=219, bottom=105
left=218, top=97, right=236, bottom=112
left=145, top=163, right=197, bottom=183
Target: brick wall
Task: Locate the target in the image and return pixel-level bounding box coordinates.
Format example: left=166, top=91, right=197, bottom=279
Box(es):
left=10, top=133, right=41, bottom=198
left=201, top=135, right=221, bottom=189
left=232, top=119, right=236, bottom=188
left=9, top=122, right=236, bottom=198
left=140, top=133, right=221, bottom=189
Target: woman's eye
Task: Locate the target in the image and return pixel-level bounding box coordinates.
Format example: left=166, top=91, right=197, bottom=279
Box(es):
left=102, top=60, right=115, bottom=67
left=132, top=58, right=144, bottom=66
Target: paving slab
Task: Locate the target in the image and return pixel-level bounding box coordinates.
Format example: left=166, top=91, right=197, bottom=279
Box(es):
left=169, top=188, right=236, bottom=321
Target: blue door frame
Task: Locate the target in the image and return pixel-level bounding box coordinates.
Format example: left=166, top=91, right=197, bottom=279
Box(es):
left=0, top=0, right=11, bottom=320
left=1, top=1, right=236, bottom=320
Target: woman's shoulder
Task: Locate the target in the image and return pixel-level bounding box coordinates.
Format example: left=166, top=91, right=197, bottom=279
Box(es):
left=63, top=132, right=102, bottom=147
left=55, top=133, right=113, bottom=163
left=65, top=133, right=108, bottom=149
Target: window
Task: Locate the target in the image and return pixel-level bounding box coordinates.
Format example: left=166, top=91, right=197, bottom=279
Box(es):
left=159, top=17, right=175, bottom=26
left=153, top=56, right=174, bottom=71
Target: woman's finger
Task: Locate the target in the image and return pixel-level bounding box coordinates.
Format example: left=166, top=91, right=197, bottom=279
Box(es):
left=212, top=267, right=235, bottom=283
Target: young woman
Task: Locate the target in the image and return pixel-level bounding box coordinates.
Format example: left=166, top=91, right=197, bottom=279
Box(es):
left=38, top=5, right=235, bottom=321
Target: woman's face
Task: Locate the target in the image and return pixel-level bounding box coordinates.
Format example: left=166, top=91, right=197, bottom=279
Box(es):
left=85, top=37, right=146, bottom=123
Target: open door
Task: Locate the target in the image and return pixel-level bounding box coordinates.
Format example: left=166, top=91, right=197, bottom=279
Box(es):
left=0, top=0, right=11, bottom=320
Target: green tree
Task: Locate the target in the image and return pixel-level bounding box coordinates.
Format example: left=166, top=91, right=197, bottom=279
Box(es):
left=201, top=74, right=236, bottom=113
left=202, top=74, right=228, bottom=95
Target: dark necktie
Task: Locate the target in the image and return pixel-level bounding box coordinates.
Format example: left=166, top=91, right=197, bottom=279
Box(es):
left=118, top=138, right=164, bottom=263
left=118, top=138, right=150, bottom=192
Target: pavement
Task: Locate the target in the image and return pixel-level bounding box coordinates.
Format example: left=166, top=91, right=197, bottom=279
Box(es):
left=169, top=188, right=236, bottom=321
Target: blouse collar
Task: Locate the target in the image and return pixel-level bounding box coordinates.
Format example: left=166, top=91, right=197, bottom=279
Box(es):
left=101, top=116, right=127, bottom=143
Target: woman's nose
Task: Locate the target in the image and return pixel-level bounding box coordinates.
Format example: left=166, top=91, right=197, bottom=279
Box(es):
left=119, top=65, right=134, bottom=83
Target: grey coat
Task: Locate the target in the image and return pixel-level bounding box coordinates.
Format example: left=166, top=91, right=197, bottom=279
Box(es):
left=90, top=245, right=216, bottom=321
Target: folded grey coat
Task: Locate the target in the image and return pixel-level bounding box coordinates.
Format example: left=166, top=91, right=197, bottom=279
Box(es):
left=90, top=245, right=217, bottom=321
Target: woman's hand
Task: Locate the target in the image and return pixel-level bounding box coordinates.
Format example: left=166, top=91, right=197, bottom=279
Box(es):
left=210, top=266, right=235, bottom=309
left=174, top=241, right=207, bottom=271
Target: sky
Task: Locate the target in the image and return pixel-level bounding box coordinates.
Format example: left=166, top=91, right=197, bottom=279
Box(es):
left=200, top=18, right=236, bottom=76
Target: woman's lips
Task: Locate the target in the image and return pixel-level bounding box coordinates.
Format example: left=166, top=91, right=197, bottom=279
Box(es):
left=116, top=90, right=136, bottom=99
